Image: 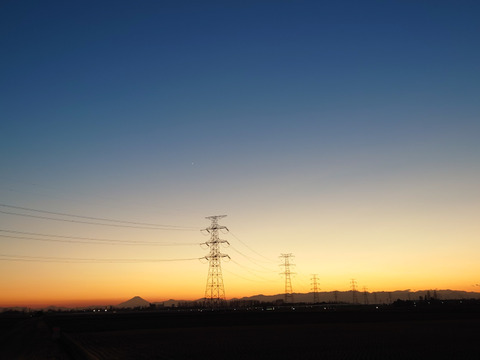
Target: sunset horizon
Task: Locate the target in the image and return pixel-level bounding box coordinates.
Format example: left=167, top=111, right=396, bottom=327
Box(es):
left=3, top=285, right=480, bottom=310
left=1, top=0, right=479, bottom=318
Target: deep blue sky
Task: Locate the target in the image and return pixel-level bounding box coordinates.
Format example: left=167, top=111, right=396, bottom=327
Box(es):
left=2, top=1, right=478, bottom=184
left=1, top=1, right=480, bottom=303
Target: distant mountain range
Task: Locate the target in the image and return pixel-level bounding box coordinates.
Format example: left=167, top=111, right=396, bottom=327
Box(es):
left=2, top=290, right=480, bottom=312
left=125, top=290, right=480, bottom=308
left=232, top=290, right=480, bottom=303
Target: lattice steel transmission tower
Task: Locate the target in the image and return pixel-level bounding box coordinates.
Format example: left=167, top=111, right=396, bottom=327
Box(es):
left=363, top=286, right=369, bottom=305
left=201, top=215, right=229, bottom=306
left=311, top=274, right=320, bottom=303
left=280, top=253, right=295, bottom=303
left=350, top=279, right=358, bottom=304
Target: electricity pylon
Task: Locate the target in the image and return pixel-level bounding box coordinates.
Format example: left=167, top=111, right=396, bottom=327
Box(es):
left=363, top=286, right=369, bottom=305
left=311, top=274, right=320, bottom=303
left=280, top=253, right=295, bottom=303
left=350, top=279, right=358, bottom=304
left=201, top=215, right=229, bottom=306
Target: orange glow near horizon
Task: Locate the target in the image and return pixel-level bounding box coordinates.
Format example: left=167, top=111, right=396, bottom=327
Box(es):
left=1, top=177, right=479, bottom=309
left=1, top=264, right=479, bottom=309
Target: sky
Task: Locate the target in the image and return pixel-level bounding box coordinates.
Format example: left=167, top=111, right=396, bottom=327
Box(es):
left=1, top=0, right=479, bottom=307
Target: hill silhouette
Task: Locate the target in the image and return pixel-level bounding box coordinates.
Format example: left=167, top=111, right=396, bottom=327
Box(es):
left=232, top=290, right=480, bottom=303
left=2, top=290, right=479, bottom=312
left=117, top=296, right=150, bottom=308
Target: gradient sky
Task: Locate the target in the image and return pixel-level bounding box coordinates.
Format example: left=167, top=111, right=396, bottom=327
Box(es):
left=1, top=0, right=479, bottom=307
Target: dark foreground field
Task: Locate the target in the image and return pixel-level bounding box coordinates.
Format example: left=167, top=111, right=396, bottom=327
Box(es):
left=2, top=307, right=480, bottom=359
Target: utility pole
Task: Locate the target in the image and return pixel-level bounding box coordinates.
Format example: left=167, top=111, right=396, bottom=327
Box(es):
left=350, top=279, right=358, bottom=304
left=311, top=274, right=320, bottom=303
left=201, top=215, right=229, bottom=306
left=280, top=253, right=295, bottom=303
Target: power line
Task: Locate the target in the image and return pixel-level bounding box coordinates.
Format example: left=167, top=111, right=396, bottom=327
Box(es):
left=293, top=273, right=310, bottom=290
left=0, top=254, right=202, bottom=263
left=228, top=245, right=278, bottom=273
left=0, top=234, right=198, bottom=246
left=0, top=229, right=118, bottom=241
left=0, top=203, right=197, bottom=230
left=229, top=258, right=275, bottom=282
left=0, top=178, right=197, bottom=217
left=0, top=210, right=194, bottom=230
left=0, top=229, right=198, bottom=246
left=222, top=268, right=268, bottom=283
left=228, top=232, right=276, bottom=263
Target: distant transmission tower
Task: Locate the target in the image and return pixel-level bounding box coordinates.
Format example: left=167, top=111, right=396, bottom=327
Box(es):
left=202, top=215, right=229, bottom=306
left=280, top=253, right=295, bottom=303
left=311, top=274, right=320, bottom=303
left=350, top=279, right=358, bottom=304
left=363, top=286, right=369, bottom=305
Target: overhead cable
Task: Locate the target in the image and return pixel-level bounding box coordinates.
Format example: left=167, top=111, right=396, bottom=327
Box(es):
left=0, top=210, right=194, bottom=230
left=229, top=232, right=276, bottom=262
left=229, top=245, right=278, bottom=273
left=0, top=203, right=197, bottom=230
left=222, top=268, right=267, bottom=283
left=0, top=234, right=198, bottom=246
left=0, top=254, right=202, bottom=263
left=0, top=229, right=198, bottom=246
left=229, top=258, right=275, bottom=282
